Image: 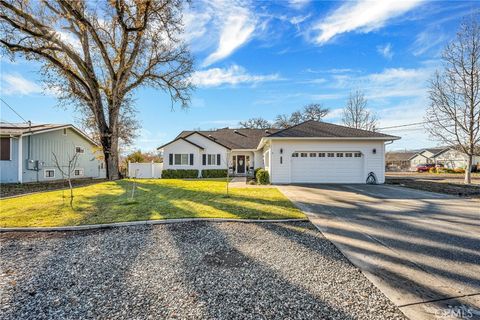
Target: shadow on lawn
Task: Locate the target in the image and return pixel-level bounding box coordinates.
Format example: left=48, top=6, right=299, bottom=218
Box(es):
left=70, top=180, right=301, bottom=225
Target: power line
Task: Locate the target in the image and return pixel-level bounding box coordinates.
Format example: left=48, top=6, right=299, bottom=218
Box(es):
left=0, top=97, right=28, bottom=123
left=0, top=118, right=20, bottom=127
left=377, top=117, right=453, bottom=130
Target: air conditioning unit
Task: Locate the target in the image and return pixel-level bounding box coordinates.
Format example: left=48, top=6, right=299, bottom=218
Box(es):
left=26, top=159, right=35, bottom=170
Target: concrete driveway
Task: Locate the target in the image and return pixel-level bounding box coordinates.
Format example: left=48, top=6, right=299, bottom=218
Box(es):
left=279, top=184, right=480, bottom=320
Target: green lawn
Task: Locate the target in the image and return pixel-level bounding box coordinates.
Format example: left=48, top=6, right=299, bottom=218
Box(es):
left=0, top=179, right=305, bottom=227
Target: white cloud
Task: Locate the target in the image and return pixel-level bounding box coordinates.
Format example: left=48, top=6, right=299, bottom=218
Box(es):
left=191, top=65, right=280, bottom=87
left=0, top=74, right=42, bottom=96
left=323, top=108, right=344, bottom=120
left=288, top=0, right=310, bottom=10
left=377, top=43, right=393, bottom=59
left=311, top=0, right=424, bottom=44
left=412, top=27, right=448, bottom=56
left=202, top=7, right=255, bottom=66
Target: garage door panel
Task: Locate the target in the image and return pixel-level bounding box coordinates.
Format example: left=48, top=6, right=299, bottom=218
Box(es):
left=291, top=152, right=364, bottom=183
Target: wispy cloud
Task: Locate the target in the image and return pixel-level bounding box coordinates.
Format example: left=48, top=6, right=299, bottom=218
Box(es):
left=377, top=43, right=393, bottom=59
left=288, top=0, right=310, bottom=10
left=191, top=65, right=281, bottom=87
left=311, top=0, right=424, bottom=45
left=0, top=73, right=42, bottom=96
left=412, top=27, right=448, bottom=56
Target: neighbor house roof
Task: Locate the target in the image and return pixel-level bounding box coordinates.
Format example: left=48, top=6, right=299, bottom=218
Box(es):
left=0, top=122, right=99, bottom=146
left=157, top=137, right=205, bottom=150
left=385, top=151, right=417, bottom=162
left=267, top=120, right=399, bottom=139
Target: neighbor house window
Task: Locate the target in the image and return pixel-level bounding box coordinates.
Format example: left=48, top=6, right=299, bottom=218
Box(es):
left=75, top=146, right=85, bottom=153
left=318, top=153, right=326, bottom=157
left=309, top=153, right=317, bottom=157
left=44, top=169, right=55, bottom=178
left=74, top=169, right=84, bottom=176
left=174, top=154, right=189, bottom=165
left=0, top=137, right=11, bottom=161
left=336, top=153, right=344, bottom=157
left=207, top=154, right=217, bottom=165
left=292, top=153, right=299, bottom=157
left=327, top=153, right=334, bottom=157
left=354, top=152, right=362, bottom=157
left=300, top=153, right=308, bottom=157
left=63, top=128, right=67, bottom=135
left=345, top=153, right=353, bottom=157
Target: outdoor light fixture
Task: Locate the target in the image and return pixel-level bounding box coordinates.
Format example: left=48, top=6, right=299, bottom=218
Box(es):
left=280, top=148, right=283, bottom=154
left=372, top=148, right=377, bottom=154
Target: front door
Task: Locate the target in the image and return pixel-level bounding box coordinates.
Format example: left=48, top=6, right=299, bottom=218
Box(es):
left=237, top=155, right=245, bottom=174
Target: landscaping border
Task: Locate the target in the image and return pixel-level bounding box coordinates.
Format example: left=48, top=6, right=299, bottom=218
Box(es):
left=0, top=218, right=309, bottom=232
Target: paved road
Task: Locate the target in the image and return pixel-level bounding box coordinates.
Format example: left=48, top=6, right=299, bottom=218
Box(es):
left=279, top=184, right=480, bottom=320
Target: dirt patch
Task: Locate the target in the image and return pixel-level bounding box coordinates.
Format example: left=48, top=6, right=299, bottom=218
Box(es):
left=0, top=179, right=107, bottom=198
left=386, top=174, right=480, bottom=198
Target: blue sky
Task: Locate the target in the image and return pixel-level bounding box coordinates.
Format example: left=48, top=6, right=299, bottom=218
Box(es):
left=1, top=0, right=479, bottom=152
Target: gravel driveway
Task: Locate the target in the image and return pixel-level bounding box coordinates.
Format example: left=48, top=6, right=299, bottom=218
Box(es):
left=0, top=222, right=404, bottom=319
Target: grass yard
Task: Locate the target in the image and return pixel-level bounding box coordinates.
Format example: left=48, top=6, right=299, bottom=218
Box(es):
left=0, top=179, right=305, bottom=227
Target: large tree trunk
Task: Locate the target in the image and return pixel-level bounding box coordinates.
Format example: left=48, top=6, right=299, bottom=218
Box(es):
left=465, top=154, right=472, bottom=184
left=101, top=128, right=120, bottom=180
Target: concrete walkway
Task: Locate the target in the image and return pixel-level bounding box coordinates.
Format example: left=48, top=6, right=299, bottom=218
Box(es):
left=279, top=184, right=480, bottom=320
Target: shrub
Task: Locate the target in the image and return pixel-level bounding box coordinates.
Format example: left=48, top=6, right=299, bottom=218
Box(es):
left=254, top=167, right=262, bottom=180
left=429, top=167, right=436, bottom=174
left=201, top=169, right=228, bottom=178
left=453, top=167, right=465, bottom=174
left=162, top=169, right=199, bottom=179
left=247, top=180, right=257, bottom=185
left=256, top=169, right=270, bottom=185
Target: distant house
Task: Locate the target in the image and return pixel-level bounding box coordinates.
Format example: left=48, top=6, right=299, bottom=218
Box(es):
left=158, top=120, right=399, bottom=184
left=0, top=123, right=106, bottom=183
left=407, top=147, right=480, bottom=170
left=385, top=151, right=417, bottom=171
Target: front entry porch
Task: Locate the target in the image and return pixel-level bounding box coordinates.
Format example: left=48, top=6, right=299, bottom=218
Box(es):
left=229, top=152, right=254, bottom=176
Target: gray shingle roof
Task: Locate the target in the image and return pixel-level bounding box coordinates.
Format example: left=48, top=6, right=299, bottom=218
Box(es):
left=0, top=123, right=69, bottom=136
left=267, top=120, right=399, bottom=139
left=176, top=128, right=280, bottom=149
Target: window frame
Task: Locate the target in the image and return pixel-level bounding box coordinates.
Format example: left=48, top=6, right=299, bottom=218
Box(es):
left=318, top=153, right=326, bottom=158
left=309, top=152, right=317, bottom=157
left=336, top=152, right=344, bottom=157
left=75, top=146, right=85, bottom=154
left=292, top=152, right=299, bottom=157
left=207, top=154, right=217, bottom=166
left=345, top=153, right=353, bottom=157
left=74, top=168, right=84, bottom=177
left=354, top=152, right=362, bottom=158
left=44, top=169, right=55, bottom=178
left=327, top=152, right=335, bottom=158
left=300, top=152, right=308, bottom=157
left=174, top=153, right=189, bottom=165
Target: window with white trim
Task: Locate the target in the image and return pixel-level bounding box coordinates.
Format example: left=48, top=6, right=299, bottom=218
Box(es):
left=300, top=152, right=308, bottom=157
left=309, top=153, right=316, bottom=157
left=75, top=146, right=85, bottom=153
left=354, top=152, right=362, bottom=157
left=74, top=168, right=84, bottom=176
left=207, top=154, right=217, bottom=165
left=319, top=153, right=326, bottom=157
left=336, top=153, right=344, bottom=157
left=327, top=153, right=335, bottom=157
left=174, top=154, right=189, bottom=165
left=44, top=169, right=55, bottom=178
left=345, top=153, right=353, bottom=157
left=292, top=153, right=299, bottom=157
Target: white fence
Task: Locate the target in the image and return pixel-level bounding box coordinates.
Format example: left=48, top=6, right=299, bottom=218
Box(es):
left=128, top=161, right=163, bottom=178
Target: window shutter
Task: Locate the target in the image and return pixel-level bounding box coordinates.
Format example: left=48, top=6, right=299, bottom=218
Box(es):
left=190, top=154, right=194, bottom=165
left=217, top=154, right=221, bottom=165
left=169, top=154, right=173, bottom=165
left=202, top=154, right=206, bottom=165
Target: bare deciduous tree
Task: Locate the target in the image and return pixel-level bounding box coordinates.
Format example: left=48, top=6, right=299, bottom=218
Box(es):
left=342, top=90, right=377, bottom=131
left=425, top=15, right=480, bottom=184
left=1, top=0, right=193, bottom=180
left=273, top=114, right=290, bottom=128
left=52, top=151, right=79, bottom=207
left=238, top=117, right=271, bottom=129
left=302, top=103, right=329, bottom=121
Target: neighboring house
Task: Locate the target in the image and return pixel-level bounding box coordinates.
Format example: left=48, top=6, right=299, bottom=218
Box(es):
left=408, top=147, right=480, bottom=170
left=385, top=151, right=417, bottom=171
left=408, top=148, right=446, bottom=167
left=0, top=123, right=106, bottom=183
left=158, top=120, right=399, bottom=184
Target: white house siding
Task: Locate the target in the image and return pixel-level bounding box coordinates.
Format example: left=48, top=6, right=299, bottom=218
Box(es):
left=0, top=137, right=19, bottom=183
left=435, top=150, right=480, bottom=169
left=162, top=133, right=228, bottom=176
left=253, top=150, right=264, bottom=169
left=21, top=128, right=105, bottom=183
left=268, top=139, right=386, bottom=184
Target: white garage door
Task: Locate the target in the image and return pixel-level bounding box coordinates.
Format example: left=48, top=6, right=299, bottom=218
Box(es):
left=291, top=151, right=364, bottom=183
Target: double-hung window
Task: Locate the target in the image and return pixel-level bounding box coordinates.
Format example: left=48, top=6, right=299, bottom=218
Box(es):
left=207, top=154, right=217, bottom=165
left=174, top=154, right=189, bottom=165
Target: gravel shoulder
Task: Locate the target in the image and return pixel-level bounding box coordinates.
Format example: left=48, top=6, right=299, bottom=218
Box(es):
left=0, top=222, right=404, bottom=319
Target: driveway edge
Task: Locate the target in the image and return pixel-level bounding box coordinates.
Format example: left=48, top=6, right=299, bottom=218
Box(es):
left=0, top=218, right=309, bottom=232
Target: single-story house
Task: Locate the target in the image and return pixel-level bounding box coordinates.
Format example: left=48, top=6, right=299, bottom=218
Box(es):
left=385, top=151, right=417, bottom=171
left=408, top=147, right=480, bottom=170
left=158, top=120, right=400, bottom=184
left=0, top=122, right=106, bottom=183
